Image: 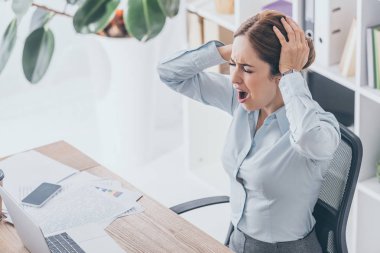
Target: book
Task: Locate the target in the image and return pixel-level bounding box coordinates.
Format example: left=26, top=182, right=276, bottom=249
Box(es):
left=261, top=0, right=292, bottom=17
left=374, top=27, right=380, bottom=89
left=214, top=0, right=234, bottom=14
left=367, top=27, right=375, bottom=88
left=339, top=18, right=356, bottom=77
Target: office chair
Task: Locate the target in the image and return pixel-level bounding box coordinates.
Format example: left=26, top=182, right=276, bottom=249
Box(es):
left=170, top=124, right=362, bottom=253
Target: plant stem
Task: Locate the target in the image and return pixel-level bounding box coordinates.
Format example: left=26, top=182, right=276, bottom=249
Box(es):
left=31, top=3, right=73, bottom=18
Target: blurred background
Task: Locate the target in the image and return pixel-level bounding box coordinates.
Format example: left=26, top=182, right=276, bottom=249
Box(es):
left=0, top=0, right=232, bottom=243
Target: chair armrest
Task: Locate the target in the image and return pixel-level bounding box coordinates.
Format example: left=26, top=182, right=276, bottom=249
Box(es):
left=170, top=196, right=230, bottom=214
left=170, top=196, right=233, bottom=246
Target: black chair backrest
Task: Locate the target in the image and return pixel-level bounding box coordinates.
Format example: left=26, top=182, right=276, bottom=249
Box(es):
left=313, top=124, right=362, bottom=253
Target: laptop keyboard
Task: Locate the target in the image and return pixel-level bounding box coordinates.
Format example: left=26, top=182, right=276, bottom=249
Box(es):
left=46, top=232, right=85, bottom=253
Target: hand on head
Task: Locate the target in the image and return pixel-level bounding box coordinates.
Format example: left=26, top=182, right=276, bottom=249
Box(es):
left=273, top=16, right=310, bottom=74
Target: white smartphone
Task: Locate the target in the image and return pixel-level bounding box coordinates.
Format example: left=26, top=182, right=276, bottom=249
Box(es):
left=21, top=182, right=62, bottom=207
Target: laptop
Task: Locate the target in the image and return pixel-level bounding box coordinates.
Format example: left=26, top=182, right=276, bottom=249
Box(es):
left=0, top=186, right=125, bottom=253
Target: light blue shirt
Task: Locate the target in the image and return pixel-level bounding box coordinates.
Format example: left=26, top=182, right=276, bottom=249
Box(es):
left=157, top=41, right=341, bottom=243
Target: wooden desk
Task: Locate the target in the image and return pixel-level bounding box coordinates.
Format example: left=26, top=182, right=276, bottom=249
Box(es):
left=0, top=141, right=231, bottom=253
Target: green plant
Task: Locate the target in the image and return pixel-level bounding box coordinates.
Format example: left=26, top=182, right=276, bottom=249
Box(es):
left=0, top=0, right=180, bottom=83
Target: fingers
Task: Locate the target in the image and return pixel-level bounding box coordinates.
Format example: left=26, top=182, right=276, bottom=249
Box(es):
left=275, top=17, right=307, bottom=45
left=280, top=17, right=295, bottom=42
left=285, top=17, right=302, bottom=43
left=281, top=16, right=308, bottom=46
left=273, top=26, right=287, bottom=45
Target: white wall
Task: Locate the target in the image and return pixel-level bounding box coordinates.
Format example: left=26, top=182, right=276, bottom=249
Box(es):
left=0, top=1, right=187, bottom=175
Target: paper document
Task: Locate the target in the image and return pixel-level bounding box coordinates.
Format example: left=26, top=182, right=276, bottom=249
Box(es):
left=98, top=203, right=145, bottom=229
left=90, top=180, right=143, bottom=202
left=59, top=173, right=143, bottom=203
left=88, top=180, right=144, bottom=228
left=59, top=171, right=99, bottom=189
left=3, top=173, right=144, bottom=227
left=25, top=184, right=136, bottom=235
left=0, top=154, right=144, bottom=230
left=0, top=150, right=76, bottom=201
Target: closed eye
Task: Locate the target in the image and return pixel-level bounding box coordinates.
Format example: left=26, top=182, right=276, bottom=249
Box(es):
left=242, top=65, right=252, bottom=73
left=229, top=61, right=253, bottom=73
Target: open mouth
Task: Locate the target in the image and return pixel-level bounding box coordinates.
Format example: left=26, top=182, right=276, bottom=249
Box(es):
left=237, top=90, right=250, bottom=103
left=238, top=91, right=248, bottom=100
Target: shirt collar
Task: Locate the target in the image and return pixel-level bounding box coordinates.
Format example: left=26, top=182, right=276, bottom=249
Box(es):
left=273, top=106, right=289, bottom=134
left=247, top=106, right=289, bottom=135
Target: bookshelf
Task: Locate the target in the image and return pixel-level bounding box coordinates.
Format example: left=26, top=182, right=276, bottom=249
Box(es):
left=309, top=64, right=356, bottom=91
left=359, top=86, right=380, bottom=103
left=187, top=0, right=272, bottom=31
left=187, top=0, right=235, bottom=31
left=184, top=0, right=380, bottom=252
left=302, top=0, right=380, bottom=250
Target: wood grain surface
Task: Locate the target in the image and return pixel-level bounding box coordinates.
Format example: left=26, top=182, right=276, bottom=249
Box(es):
left=0, top=141, right=231, bottom=253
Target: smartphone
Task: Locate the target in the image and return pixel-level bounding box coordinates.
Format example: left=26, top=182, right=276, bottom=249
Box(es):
left=21, top=182, right=62, bottom=207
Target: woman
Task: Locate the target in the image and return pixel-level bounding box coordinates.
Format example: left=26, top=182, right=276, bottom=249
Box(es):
left=157, top=10, right=340, bottom=253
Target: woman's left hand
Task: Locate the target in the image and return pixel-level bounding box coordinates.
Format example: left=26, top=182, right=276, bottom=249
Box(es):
left=273, top=16, right=309, bottom=74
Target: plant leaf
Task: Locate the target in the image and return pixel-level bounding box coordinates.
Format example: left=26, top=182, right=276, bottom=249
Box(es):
left=73, top=0, right=120, bottom=34
left=67, top=0, right=85, bottom=5
left=124, top=0, right=166, bottom=42
left=157, top=0, right=179, bottom=18
left=12, top=0, right=32, bottom=18
left=30, top=8, right=54, bottom=33
left=67, top=0, right=79, bottom=4
left=0, top=18, right=17, bottom=74
left=22, top=27, right=55, bottom=83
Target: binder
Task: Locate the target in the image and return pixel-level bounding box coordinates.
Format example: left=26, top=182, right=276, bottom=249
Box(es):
left=304, top=0, right=315, bottom=40
left=367, top=26, right=375, bottom=88
left=261, top=0, right=292, bottom=17
left=314, top=0, right=355, bottom=67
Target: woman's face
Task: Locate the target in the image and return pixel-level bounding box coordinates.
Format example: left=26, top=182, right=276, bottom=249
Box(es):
left=230, top=35, right=280, bottom=112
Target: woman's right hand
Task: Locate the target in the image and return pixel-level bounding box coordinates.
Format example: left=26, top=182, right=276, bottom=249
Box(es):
left=217, top=44, right=232, bottom=61
left=273, top=16, right=309, bottom=74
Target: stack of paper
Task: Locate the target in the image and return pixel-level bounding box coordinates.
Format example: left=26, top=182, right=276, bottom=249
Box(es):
left=25, top=172, right=143, bottom=234
left=0, top=151, right=144, bottom=235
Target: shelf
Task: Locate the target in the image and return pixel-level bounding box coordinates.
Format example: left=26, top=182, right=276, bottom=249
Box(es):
left=186, top=0, right=236, bottom=32
left=183, top=0, right=380, bottom=252
left=308, top=64, right=356, bottom=91
left=186, top=0, right=208, bottom=12
left=359, top=86, right=380, bottom=104
left=358, top=177, right=380, bottom=202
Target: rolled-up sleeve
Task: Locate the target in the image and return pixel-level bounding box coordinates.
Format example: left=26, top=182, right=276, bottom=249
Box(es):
left=279, top=72, right=341, bottom=160
left=157, top=40, right=237, bottom=115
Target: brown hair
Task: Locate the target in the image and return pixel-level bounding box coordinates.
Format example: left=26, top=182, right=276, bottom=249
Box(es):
left=234, top=10, right=315, bottom=76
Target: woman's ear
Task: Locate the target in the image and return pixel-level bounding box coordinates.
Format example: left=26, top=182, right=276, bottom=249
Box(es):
left=275, top=76, right=281, bottom=85
left=270, top=74, right=282, bottom=85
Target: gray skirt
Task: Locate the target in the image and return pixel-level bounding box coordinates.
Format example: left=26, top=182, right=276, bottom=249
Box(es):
left=229, top=227, right=322, bottom=253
